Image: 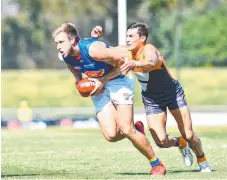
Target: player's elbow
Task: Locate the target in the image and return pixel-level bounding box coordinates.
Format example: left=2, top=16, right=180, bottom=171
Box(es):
left=148, top=59, right=158, bottom=66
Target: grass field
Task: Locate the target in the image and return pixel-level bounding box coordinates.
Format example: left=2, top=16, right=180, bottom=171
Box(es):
left=2, top=126, right=227, bottom=179
left=1, top=68, right=227, bottom=108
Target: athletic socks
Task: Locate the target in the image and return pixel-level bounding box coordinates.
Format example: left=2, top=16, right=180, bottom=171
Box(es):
left=149, top=155, right=161, bottom=167
left=174, top=136, right=187, bottom=149
left=196, top=153, right=207, bottom=163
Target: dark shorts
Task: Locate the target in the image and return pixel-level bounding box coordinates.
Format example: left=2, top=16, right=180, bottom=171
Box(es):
left=142, top=85, right=188, bottom=115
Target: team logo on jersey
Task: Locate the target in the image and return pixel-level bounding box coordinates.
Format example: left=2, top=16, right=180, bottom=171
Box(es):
left=123, top=93, right=131, bottom=101
left=84, top=69, right=105, bottom=77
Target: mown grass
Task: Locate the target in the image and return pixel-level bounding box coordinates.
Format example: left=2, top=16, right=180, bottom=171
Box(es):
left=2, top=126, right=227, bottom=179
left=1, top=68, right=227, bottom=108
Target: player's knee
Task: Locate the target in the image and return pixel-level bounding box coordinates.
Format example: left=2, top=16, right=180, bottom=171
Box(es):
left=120, top=126, right=136, bottom=138
left=155, top=138, right=167, bottom=148
left=105, top=135, right=118, bottom=142
left=103, top=132, right=118, bottom=142
left=182, top=130, right=194, bottom=142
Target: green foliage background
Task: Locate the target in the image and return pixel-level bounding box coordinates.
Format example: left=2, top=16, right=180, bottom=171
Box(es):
left=2, top=0, right=227, bottom=69
left=2, top=0, right=227, bottom=107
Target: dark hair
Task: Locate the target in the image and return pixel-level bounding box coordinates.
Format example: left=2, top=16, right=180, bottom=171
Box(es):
left=127, top=22, right=149, bottom=42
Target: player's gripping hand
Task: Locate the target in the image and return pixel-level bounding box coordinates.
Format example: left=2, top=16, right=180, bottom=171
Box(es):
left=88, top=77, right=106, bottom=96
left=91, top=26, right=103, bottom=38
left=76, top=78, right=96, bottom=97
left=120, top=58, right=140, bottom=73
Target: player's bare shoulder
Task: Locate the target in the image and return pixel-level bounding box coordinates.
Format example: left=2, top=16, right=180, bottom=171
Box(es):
left=144, top=43, right=158, bottom=53
left=89, top=41, right=107, bottom=59
left=144, top=43, right=163, bottom=60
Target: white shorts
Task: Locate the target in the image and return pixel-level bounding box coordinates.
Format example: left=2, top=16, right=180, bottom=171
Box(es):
left=91, top=75, right=134, bottom=113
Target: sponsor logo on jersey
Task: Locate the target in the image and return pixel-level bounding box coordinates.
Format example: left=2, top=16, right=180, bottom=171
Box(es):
left=73, top=66, right=81, bottom=70
left=84, top=69, right=105, bottom=77
left=84, top=64, right=95, bottom=67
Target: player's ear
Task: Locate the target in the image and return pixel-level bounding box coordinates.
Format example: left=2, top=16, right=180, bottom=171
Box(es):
left=69, top=36, right=76, bottom=45
left=140, top=35, right=146, bottom=43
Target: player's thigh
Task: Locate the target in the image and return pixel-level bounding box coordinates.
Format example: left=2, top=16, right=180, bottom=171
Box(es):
left=142, top=95, right=167, bottom=142
left=147, top=112, right=167, bottom=143
left=168, top=86, right=192, bottom=130
left=170, top=106, right=193, bottom=138
left=115, top=104, right=134, bottom=131
left=167, top=87, right=193, bottom=136
left=106, top=75, right=134, bottom=131
left=97, top=103, right=119, bottom=139
left=91, top=88, right=118, bottom=138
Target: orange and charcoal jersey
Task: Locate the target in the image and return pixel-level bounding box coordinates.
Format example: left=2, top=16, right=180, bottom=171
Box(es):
left=128, top=44, right=185, bottom=102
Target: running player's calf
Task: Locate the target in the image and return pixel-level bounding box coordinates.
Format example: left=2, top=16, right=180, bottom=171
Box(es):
left=134, top=121, right=166, bottom=175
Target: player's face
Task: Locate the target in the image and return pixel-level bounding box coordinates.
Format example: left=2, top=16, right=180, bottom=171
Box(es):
left=54, top=32, right=73, bottom=57
left=126, top=28, right=144, bottom=51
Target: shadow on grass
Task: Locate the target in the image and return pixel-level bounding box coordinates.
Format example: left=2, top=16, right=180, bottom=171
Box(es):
left=168, top=169, right=199, bottom=173
left=116, top=169, right=215, bottom=175
left=168, top=169, right=216, bottom=173
left=1, top=172, right=68, bottom=178
left=115, top=172, right=149, bottom=175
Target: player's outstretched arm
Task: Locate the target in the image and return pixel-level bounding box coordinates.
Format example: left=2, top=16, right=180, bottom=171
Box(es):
left=120, top=45, right=159, bottom=72
left=89, top=41, right=125, bottom=63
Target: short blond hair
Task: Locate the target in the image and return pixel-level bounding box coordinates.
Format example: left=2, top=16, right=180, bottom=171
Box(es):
left=52, top=23, right=78, bottom=39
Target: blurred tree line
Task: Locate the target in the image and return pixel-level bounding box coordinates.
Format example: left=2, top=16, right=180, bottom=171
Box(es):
left=2, top=0, right=227, bottom=69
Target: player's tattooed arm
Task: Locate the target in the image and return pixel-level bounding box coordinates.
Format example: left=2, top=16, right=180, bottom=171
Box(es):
left=119, top=45, right=160, bottom=72
left=142, top=44, right=160, bottom=67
